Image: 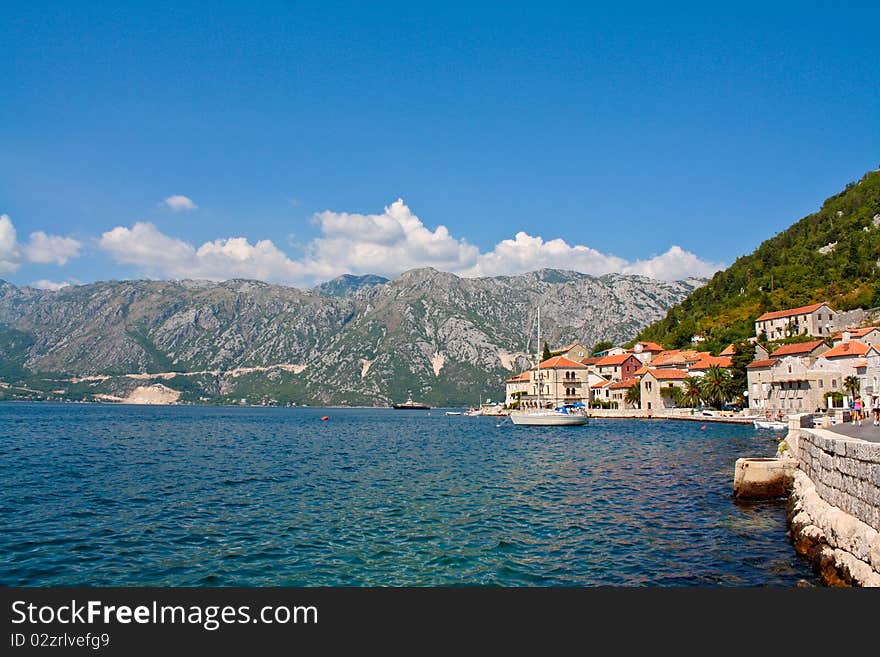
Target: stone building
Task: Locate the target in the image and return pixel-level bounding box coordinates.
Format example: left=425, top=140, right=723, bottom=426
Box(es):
left=754, top=303, right=836, bottom=340
left=593, top=353, right=642, bottom=381
left=639, top=368, right=689, bottom=411
left=517, top=355, right=590, bottom=409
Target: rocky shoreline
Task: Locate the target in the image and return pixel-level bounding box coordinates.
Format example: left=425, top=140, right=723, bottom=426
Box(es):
left=787, top=470, right=880, bottom=586
left=779, top=422, right=880, bottom=587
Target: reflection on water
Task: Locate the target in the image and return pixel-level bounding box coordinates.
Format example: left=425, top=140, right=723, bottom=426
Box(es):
left=0, top=404, right=815, bottom=586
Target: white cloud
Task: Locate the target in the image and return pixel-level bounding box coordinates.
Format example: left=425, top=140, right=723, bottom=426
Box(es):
left=23, top=231, right=82, bottom=265
left=99, top=222, right=310, bottom=281
left=30, top=279, right=71, bottom=291
left=162, top=195, right=198, bottom=212
left=306, top=199, right=480, bottom=278
left=622, top=245, right=725, bottom=280
left=0, top=214, right=20, bottom=273
left=463, top=231, right=628, bottom=277
left=97, top=199, right=723, bottom=285
left=0, top=214, right=81, bottom=274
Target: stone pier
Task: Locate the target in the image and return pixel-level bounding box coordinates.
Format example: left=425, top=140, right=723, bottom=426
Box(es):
left=778, top=415, right=880, bottom=587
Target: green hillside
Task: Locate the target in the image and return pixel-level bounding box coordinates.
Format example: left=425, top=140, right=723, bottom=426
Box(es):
left=638, top=168, right=880, bottom=352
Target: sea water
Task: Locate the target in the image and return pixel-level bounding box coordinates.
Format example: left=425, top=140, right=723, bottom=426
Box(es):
left=0, top=403, right=816, bottom=586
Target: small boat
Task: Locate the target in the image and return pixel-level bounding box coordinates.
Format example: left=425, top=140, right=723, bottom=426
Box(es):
left=510, top=409, right=588, bottom=426
left=753, top=419, right=788, bottom=430
left=392, top=392, right=431, bottom=410
left=445, top=411, right=463, bottom=416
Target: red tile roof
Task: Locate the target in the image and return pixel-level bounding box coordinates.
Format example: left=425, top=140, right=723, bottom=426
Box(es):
left=591, top=380, right=613, bottom=389
left=609, top=377, right=641, bottom=390
left=769, top=340, right=827, bottom=358
left=536, top=355, right=588, bottom=369
left=747, top=359, right=778, bottom=369
left=719, top=344, right=736, bottom=357
left=632, top=341, right=664, bottom=352
left=595, top=353, right=638, bottom=366
left=822, top=340, right=870, bottom=359
left=580, top=356, right=602, bottom=365
left=651, top=349, right=705, bottom=367
left=831, top=327, right=878, bottom=341
left=505, top=372, right=531, bottom=383
left=646, top=368, right=690, bottom=380
left=633, top=365, right=651, bottom=376
left=689, top=356, right=733, bottom=370
left=756, top=303, right=827, bottom=322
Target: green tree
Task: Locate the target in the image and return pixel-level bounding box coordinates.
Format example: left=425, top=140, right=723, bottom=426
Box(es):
left=843, top=375, right=860, bottom=400
left=625, top=383, right=641, bottom=409
left=591, top=340, right=614, bottom=356
left=682, top=377, right=703, bottom=408
left=701, top=366, right=733, bottom=408
left=662, top=385, right=684, bottom=408
left=729, top=340, right=756, bottom=404
left=541, top=342, right=552, bottom=362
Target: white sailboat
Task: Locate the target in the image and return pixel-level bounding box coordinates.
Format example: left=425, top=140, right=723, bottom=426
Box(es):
left=509, top=306, right=588, bottom=426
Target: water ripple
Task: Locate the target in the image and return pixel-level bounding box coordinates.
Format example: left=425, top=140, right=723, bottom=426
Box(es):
left=0, top=404, right=815, bottom=586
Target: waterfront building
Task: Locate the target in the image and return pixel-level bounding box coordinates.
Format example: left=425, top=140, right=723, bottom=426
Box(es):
left=754, top=302, right=836, bottom=340
left=590, top=379, right=614, bottom=405
left=744, top=340, right=869, bottom=412
left=639, top=368, right=689, bottom=411
left=517, top=355, right=590, bottom=409
left=746, top=359, right=778, bottom=411
left=504, top=371, right=531, bottom=406
left=608, top=377, right=642, bottom=409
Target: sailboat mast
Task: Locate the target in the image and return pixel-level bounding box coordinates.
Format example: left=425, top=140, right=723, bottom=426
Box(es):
left=537, top=305, right=541, bottom=409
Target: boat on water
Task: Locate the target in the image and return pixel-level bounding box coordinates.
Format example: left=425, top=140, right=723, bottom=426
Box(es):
left=392, top=392, right=431, bottom=410
left=510, top=406, right=588, bottom=426
left=753, top=419, right=788, bottom=430
left=445, top=411, right=463, bottom=416
left=508, top=306, right=587, bottom=427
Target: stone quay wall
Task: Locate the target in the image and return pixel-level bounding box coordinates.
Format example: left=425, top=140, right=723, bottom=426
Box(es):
left=783, top=420, right=880, bottom=586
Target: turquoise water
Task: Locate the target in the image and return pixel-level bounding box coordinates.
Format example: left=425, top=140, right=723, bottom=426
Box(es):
left=0, top=403, right=815, bottom=586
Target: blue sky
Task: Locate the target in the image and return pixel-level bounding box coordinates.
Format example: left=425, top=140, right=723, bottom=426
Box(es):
left=1, top=1, right=878, bottom=288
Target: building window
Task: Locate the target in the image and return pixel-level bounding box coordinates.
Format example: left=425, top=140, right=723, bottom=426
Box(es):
left=819, top=380, right=823, bottom=389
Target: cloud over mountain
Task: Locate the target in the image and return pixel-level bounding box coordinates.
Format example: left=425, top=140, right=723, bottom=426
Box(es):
left=97, top=199, right=723, bottom=285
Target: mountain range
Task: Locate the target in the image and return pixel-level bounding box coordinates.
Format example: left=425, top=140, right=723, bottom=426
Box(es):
left=0, top=269, right=702, bottom=406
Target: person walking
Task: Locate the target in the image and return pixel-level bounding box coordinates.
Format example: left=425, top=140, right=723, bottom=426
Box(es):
left=873, top=397, right=880, bottom=426
left=854, top=396, right=863, bottom=426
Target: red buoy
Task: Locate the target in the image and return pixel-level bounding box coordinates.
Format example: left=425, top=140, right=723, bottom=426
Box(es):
left=321, top=416, right=329, bottom=421
left=700, top=425, right=707, bottom=430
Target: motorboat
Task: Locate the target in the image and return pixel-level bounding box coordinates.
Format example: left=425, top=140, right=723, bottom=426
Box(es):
left=392, top=392, right=431, bottom=410
left=753, top=419, right=788, bottom=430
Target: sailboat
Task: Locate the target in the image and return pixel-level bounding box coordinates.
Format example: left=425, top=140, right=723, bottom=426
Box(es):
left=509, top=306, right=588, bottom=426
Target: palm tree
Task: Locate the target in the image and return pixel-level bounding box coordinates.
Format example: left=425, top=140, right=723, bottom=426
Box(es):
left=843, top=375, right=860, bottom=401
left=682, top=376, right=702, bottom=408
left=701, top=365, right=732, bottom=409
left=625, top=383, right=641, bottom=409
